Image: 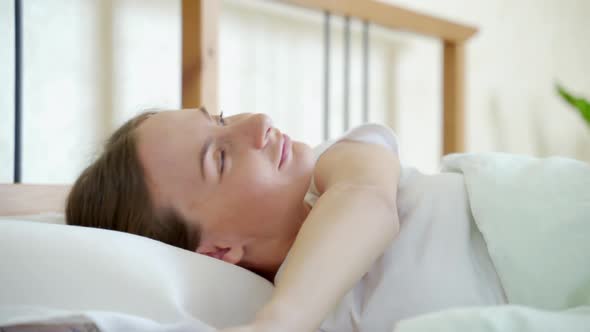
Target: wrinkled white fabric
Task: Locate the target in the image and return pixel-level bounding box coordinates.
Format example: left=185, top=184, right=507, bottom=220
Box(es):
left=394, top=305, right=590, bottom=332
left=442, top=152, right=590, bottom=308
left=0, top=306, right=215, bottom=332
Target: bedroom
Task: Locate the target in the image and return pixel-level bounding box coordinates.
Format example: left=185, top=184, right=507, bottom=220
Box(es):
left=1, top=0, right=589, bottom=331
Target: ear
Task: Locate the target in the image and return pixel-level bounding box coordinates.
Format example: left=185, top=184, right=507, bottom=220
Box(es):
left=196, top=242, right=244, bottom=265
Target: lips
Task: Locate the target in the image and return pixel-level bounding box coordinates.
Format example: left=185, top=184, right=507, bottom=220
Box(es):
left=279, top=133, right=291, bottom=169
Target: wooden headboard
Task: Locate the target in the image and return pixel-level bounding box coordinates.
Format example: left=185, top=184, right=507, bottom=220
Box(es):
left=1, top=1, right=476, bottom=215
left=0, top=184, right=70, bottom=215
left=181, top=0, right=477, bottom=154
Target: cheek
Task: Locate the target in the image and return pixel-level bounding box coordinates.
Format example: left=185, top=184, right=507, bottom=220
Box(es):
left=230, top=160, right=276, bottom=189
left=221, top=179, right=280, bottom=219
left=225, top=180, right=273, bottom=209
left=220, top=158, right=290, bottom=216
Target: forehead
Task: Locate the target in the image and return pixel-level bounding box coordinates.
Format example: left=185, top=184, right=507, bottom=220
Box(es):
left=135, top=110, right=206, bottom=209
left=140, top=110, right=199, bottom=134
left=137, top=110, right=202, bottom=157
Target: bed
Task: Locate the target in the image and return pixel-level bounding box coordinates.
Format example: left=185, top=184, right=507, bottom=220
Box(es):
left=0, top=0, right=493, bottom=331
left=181, top=0, right=477, bottom=155
left=3, top=2, right=590, bottom=330
left=3, top=155, right=590, bottom=331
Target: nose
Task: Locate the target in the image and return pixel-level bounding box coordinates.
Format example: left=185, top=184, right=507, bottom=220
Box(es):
left=235, top=113, right=273, bottom=149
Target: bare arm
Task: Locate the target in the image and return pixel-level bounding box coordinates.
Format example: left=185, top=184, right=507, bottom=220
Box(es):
left=253, top=140, right=401, bottom=331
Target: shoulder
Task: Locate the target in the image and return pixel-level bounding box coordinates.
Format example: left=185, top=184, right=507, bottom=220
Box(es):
left=313, top=124, right=401, bottom=196
left=334, top=123, right=399, bottom=155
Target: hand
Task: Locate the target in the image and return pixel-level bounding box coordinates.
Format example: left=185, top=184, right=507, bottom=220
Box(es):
left=216, top=301, right=306, bottom=332
left=216, top=323, right=277, bottom=332
left=217, top=326, right=257, bottom=332
left=216, top=318, right=298, bottom=332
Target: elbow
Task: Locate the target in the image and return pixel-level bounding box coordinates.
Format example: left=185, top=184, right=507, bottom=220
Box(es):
left=375, top=189, right=399, bottom=240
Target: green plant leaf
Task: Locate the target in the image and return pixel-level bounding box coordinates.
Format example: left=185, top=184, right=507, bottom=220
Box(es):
left=556, top=84, right=590, bottom=127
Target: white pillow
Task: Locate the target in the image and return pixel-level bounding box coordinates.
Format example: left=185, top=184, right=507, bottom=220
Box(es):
left=0, top=220, right=273, bottom=329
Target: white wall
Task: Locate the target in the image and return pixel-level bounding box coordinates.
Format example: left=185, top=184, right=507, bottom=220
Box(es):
left=1, top=0, right=589, bottom=183
left=0, top=0, right=181, bottom=184
left=384, top=0, right=590, bottom=163
left=219, top=0, right=590, bottom=172
left=218, top=0, right=405, bottom=151
left=218, top=0, right=448, bottom=171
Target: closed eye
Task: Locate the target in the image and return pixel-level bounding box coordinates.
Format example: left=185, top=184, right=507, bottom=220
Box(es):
left=218, top=111, right=226, bottom=177
left=220, top=150, right=225, bottom=175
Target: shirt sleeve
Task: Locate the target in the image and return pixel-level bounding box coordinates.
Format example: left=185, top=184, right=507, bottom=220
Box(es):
left=339, top=123, right=400, bottom=157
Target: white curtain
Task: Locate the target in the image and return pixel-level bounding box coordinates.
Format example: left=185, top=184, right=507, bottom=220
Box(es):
left=219, top=0, right=442, bottom=171
left=0, top=0, right=182, bottom=184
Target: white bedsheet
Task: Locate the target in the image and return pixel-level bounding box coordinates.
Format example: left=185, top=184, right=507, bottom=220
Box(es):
left=0, top=306, right=215, bottom=332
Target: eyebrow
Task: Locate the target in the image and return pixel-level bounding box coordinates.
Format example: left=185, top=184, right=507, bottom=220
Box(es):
left=199, top=107, right=214, bottom=181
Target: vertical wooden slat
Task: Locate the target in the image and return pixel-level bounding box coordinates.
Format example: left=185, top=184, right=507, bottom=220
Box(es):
left=0, top=184, right=70, bottom=215
left=182, top=0, right=219, bottom=112
left=443, top=41, right=465, bottom=154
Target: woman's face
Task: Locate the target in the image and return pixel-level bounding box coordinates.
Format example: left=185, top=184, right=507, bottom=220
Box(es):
left=136, top=109, right=314, bottom=273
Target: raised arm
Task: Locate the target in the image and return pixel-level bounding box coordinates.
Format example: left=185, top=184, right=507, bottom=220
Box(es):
left=250, top=140, right=401, bottom=332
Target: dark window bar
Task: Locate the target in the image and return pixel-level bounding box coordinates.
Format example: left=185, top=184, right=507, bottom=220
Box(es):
left=323, top=11, right=331, bottom=141
left=14, top=0, right=22, bottom=184
left=326, top=14, right=370, bottom=137
left=11, top=8, right=369, bottom=178
left=343, top=16, right=350, bottom=132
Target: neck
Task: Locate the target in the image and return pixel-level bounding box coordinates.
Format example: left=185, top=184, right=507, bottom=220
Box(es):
left=240, top=176, right=314, bottom=280
left=239, top=202, right=310, bottom=279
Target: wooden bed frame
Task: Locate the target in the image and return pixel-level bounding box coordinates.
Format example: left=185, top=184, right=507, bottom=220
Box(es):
left=0, top=184, right=70, bottom=215
left=182, top=0, right=477, bottom=154
left=1, top=0, right=476, bottom=216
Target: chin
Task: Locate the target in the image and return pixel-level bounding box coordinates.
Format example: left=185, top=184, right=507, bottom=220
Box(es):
left=292, top=141, right=314, bottom=166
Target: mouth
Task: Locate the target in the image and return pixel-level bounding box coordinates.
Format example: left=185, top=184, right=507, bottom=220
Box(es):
left=278, top=133, right=291, bottom=170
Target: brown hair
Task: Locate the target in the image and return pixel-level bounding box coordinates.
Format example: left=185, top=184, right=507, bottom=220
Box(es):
left=66, top=111, right=200, bottom=251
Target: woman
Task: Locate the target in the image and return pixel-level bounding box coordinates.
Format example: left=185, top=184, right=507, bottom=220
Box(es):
left=67, top=108, right=587, bottom=331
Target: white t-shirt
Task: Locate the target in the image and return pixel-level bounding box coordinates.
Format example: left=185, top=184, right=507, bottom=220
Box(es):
left=276, top=124, right=507, bottom=332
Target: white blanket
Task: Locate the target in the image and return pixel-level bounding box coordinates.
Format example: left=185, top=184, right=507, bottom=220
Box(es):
left=395, top=152, right=590, bottom=332
left=0, top=306, right=215, bottom=332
